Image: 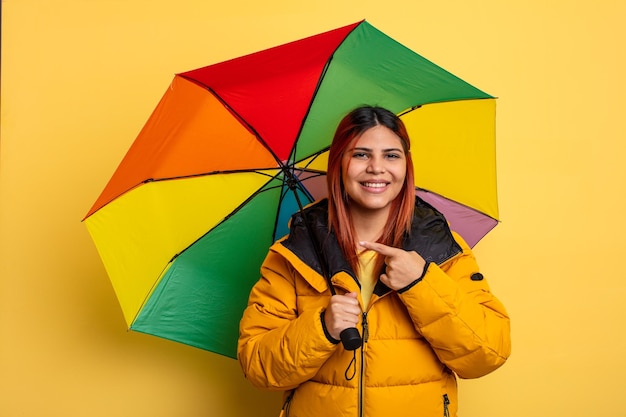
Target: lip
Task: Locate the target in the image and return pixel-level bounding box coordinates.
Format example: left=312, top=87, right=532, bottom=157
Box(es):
left=360, top=181, right=390, bottom=191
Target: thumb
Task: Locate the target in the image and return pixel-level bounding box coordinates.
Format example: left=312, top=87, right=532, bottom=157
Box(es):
left=379, top=272, right=390, bottom=286
left=345, top=291, right=358, bottom=299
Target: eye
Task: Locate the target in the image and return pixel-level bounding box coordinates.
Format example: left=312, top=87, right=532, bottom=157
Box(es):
left=385, top=152, right=402, bottom=159
left=352, top=152, right=369, bottom=159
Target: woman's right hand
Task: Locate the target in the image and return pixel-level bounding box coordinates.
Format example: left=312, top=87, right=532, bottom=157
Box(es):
left=323, top=292, right=361, bottom=341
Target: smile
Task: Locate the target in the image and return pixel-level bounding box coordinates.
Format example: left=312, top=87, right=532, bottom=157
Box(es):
left=361, top=182, right=389, bottom=188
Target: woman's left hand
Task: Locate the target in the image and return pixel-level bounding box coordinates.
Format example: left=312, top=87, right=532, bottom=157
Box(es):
left=360, top=241, right=426, bottom=291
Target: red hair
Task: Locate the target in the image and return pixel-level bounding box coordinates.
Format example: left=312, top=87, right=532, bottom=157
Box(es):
left=327, top=106, right=415, bottom=274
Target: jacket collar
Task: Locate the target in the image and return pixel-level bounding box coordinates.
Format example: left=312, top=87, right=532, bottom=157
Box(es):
left=280, top=198, right=461, bottom=293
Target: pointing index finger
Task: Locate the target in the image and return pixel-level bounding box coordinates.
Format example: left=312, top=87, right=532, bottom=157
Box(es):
left=359, top=241, right=397, bottom=256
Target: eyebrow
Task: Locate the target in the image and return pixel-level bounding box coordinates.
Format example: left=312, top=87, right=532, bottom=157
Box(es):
left=352, top=146, right=404, bottom=153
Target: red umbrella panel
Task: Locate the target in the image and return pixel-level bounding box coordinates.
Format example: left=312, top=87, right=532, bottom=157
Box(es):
left=83, top=20, right=498, bottom=358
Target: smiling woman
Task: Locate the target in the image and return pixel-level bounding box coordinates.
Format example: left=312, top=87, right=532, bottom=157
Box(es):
left=328, top=106, right=415, bottom=272
left=237, top=106, right=511, bottom=417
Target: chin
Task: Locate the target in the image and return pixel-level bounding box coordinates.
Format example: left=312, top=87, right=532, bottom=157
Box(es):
left=352, top=199, right=393, bottom=212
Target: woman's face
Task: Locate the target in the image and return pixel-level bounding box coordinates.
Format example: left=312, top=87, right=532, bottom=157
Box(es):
left=341, top=125, right=407, bottom=218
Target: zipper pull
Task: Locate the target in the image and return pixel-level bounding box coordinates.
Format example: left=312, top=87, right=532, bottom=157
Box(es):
left=443, top=394, right=450, bottom=417
left=362, top=312, right=369, bottom=343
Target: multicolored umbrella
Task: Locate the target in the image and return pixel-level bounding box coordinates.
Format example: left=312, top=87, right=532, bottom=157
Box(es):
left=83, top=20, right=498, bottom=358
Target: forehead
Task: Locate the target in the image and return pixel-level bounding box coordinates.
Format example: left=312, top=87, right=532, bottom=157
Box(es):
left=350, top=125, right=404, bottom=149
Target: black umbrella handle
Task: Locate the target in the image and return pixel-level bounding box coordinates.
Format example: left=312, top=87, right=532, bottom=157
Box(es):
left=340, top=327, right=362, bottom=351
left=326, top=276, right=362, bottom=351
left=319, top=260, right=362, bottom=351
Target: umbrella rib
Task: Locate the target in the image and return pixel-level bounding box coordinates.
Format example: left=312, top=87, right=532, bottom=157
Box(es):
left=294, top=147, right=330, bottom=171
left=397, top=104, right=422, bottom=117
left=163, top=172, right=285, bottom=262
left=288, top=22, right=362, bottom=163
left=289, top=59, right=332, bottom=163
left=140, top=163, right=327, bottom=184
left=138, top=177, right=283, bottom=322
left=177, top=75, right=286, bottom=169
left=397, top=96, right=496, bottom=117
left=157, top=167, right=323, bottom=281
left=84, top=169, right=285, bottom=220
left=132, top=258, right=179, bottom=325
left=141, top=168, right=279, bottom=183
left=96, top=167, right=325, bottom=218
left=415, top=187, right=499, bottom=221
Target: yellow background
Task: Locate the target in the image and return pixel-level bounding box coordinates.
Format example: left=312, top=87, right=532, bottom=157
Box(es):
left=1, top=0, right=625, bottom=416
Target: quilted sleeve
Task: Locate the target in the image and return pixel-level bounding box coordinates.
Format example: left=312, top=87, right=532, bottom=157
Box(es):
left=399, top=232, right=511, bottom=379
left=237, top=248, right=337, bottom=390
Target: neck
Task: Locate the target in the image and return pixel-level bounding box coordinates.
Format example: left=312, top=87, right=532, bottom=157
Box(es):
left=350, top=206, right=390, bottom=245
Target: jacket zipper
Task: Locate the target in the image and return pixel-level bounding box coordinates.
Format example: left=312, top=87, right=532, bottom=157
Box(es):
left=279, top=390, right=294, bottom=417
left=358, top=312, right=369, bottom=417
left=443, top=393, right=450, bottom=417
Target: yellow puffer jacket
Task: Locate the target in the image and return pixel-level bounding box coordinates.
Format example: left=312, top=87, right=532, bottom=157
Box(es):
left=238, top=199, right=511, bottom=417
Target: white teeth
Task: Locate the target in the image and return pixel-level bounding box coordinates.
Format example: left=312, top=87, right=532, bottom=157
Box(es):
left=362, top=182, right=387, bottom=188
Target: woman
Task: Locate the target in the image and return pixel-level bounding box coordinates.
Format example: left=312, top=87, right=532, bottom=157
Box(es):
left=238, top=106, right=511, bottom=417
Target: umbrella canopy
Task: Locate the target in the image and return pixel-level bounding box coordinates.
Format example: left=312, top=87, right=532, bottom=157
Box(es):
left=83, top=20, right=498, bottom=358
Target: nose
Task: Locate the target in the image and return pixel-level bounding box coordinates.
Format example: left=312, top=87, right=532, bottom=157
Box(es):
left=366, top=156, right=385, bottom=174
